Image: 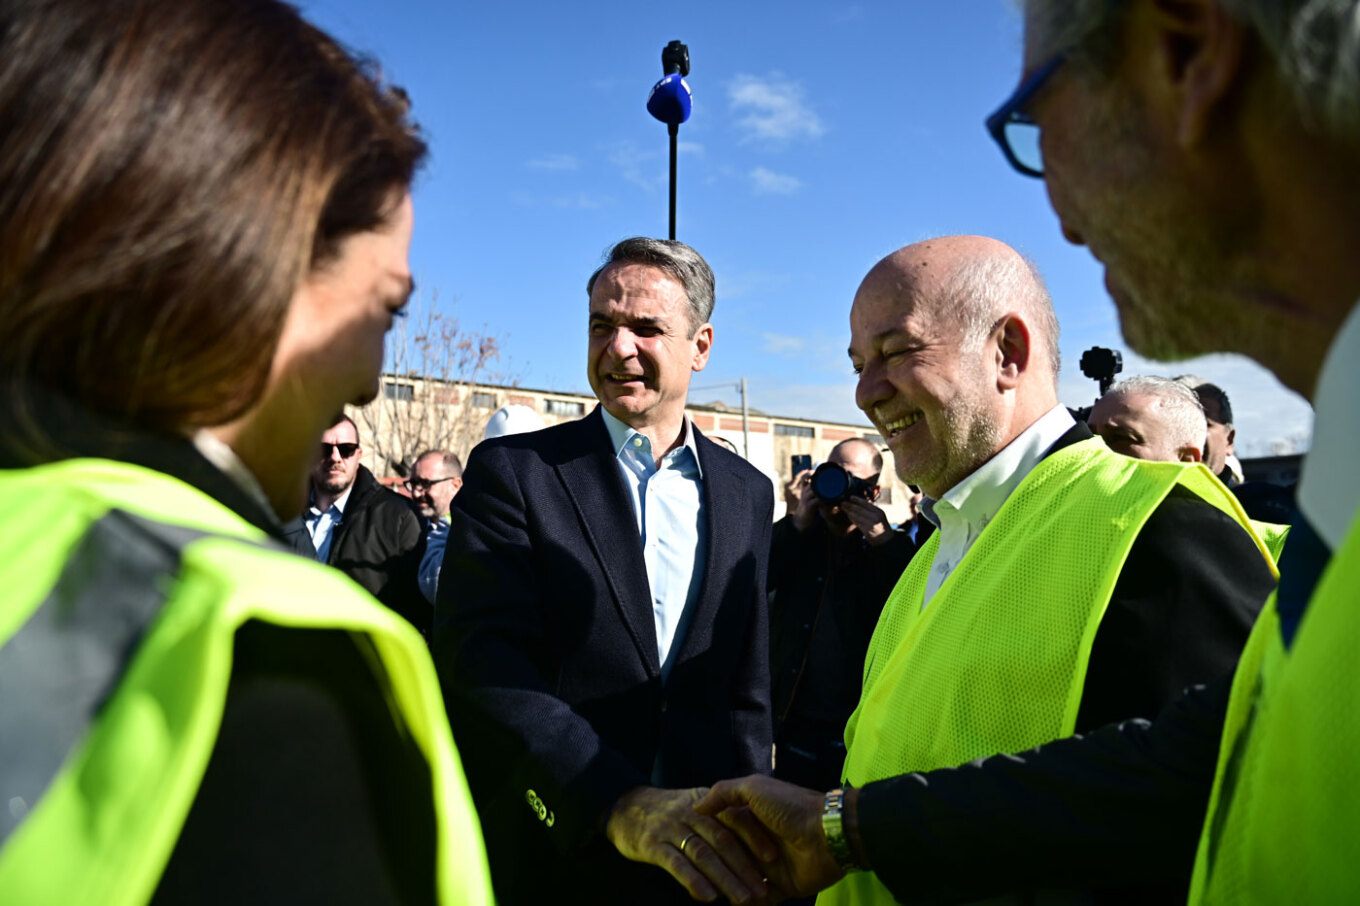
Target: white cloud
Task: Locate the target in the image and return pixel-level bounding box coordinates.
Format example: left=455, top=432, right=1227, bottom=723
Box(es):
left=525, top=153, right=579, bottom=171
left=762, top=332, right=806, bottom=355
left=678, top=141, right=705, bottom=157
left=750, top=166, right=802, bottom=195
left=728, top=73, right=826, bottom=144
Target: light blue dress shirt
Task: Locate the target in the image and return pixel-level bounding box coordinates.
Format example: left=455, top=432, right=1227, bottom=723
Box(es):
left=601, top=408, right=707, bottom=679
left=303, top=486, right=351, bottom=563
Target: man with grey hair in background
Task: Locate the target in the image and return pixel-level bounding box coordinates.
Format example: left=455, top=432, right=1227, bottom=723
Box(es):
left=1089, top=375, right=1210, bottom=463
left=699, top=0, right=1360, bottom=901
left=436, top=238, right=775, bottom=905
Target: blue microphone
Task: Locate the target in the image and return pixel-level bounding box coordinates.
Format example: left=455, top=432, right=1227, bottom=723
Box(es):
left=647, top=72, right=692, bottom=126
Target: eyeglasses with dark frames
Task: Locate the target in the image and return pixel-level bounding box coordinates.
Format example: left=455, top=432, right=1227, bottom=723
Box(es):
left=985, top=54, right=1066, bottom=178
left=319, top=442, right=360, bottom=459
left=405, top=476, right=457, bottom=493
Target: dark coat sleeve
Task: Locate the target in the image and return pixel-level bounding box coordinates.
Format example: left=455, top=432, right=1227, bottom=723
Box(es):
left=859, top=675, right=1231, bottom=903
left=433, top=442, right=648, bottom=852
left=1077, top=486, right=1276, bottom=731
left=280, top=515, right=316, bottom=558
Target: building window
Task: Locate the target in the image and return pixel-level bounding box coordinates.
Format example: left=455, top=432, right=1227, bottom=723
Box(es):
left=471, top=392, right=497, bottom=408
left=382, top=381, right=414, bottom=401
left=544, top=399, right=585, bottom=417
left=862, top=433, right=884, bottom=446
left=774, top=424, right=814, bottom=438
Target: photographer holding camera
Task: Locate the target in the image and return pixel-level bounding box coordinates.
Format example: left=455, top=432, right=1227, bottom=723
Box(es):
left=768, top=438, right=918, bottom=790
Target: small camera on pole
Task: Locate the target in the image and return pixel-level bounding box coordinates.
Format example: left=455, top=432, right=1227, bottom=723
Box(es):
left=646, top=40, right=692, bottom=240
left=1080, top=346, right=1124, bottom=400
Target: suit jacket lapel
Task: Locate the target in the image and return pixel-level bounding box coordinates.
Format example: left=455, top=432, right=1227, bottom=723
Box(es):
left=554, top=409, right=661, bottom=677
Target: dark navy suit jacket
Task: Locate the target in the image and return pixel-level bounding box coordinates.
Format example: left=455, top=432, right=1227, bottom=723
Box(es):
left=434, top=407, right=773, bottom=904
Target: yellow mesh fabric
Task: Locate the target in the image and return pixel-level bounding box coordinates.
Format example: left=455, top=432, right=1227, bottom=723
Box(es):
left=1191, top=512, right=1360, bottom=904
left=821, top=441, right=1260, bottom=906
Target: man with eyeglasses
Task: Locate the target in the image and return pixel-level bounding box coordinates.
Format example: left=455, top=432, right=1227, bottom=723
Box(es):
left=284, top=413, right=429, bottom=633
left=411, top=449, right=464, bottom=604
left=697, top=0, right=1360, bottom=902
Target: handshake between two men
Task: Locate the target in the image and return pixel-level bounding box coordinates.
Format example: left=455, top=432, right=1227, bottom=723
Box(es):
left=605, top=779, right=848, bottom=904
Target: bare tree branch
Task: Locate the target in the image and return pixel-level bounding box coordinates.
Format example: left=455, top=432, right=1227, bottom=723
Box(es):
left=356, top=290, right=516, bottom=476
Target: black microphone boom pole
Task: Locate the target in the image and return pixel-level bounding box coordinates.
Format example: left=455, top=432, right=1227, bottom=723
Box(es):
left=668, top=123, right=678, bottom=239
left=647, top=40, right=692, bottom=241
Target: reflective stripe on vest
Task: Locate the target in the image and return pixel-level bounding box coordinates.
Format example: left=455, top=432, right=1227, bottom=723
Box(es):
left=1190, top=511, right=1360, bottom=904
left=821, top=440, right=1270, bottom=906
left=0, top=511, right=211, bottom=848
left=0, top=459, right=493, bottom=906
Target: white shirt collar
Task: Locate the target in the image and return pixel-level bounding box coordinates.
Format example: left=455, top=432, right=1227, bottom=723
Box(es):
left=1297, top=299, right=1360, bottom=549
left=926, top=404, right=1077, bottom=528
left=600, top=407, right=704, bottom=478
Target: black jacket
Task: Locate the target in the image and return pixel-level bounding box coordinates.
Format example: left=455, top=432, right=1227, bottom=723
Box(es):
left=435, top=408, right=773, bottom=905
left=283, top=465, right=427, bottom=633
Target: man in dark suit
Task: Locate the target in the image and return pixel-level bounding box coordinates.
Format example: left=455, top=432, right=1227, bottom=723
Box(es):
left=435, top=238, right=775, bottom=905
left=282, top=414, right=428, bottom=632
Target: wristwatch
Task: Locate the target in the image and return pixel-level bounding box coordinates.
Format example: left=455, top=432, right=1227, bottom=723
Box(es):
left=821, top=788, right=862, bottom=874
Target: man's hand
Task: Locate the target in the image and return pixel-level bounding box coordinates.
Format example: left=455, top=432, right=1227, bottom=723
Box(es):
left=605, top=785, right=777, bottom=904
left=838, top=496, right=894, bottom=546
left=784, top=469, right=817, bottom=532
left=695, top=775, right=845, bottom=899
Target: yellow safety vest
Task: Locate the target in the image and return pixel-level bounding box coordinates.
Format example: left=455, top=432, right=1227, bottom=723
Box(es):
left=822, top=439, right=1271, bottom=906
left=1189, top=511, right=1360, bottom=903
left=0, top=458, right=493, bottom=906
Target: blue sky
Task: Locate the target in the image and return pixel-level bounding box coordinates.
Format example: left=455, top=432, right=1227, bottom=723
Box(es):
left=298, top=0, right=1312, bottom=456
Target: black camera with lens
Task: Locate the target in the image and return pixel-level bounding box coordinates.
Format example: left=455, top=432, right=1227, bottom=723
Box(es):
left=810, top=462, right=878, bottom=504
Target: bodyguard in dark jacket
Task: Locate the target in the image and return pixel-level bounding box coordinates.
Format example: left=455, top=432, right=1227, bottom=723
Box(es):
left=283, top=415, right=428, bottom=632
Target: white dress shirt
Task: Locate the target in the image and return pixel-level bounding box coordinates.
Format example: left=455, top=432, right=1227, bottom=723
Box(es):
left=601, top=408, right=707, bottom=677
left=920, top=405, right=1077, bottom=607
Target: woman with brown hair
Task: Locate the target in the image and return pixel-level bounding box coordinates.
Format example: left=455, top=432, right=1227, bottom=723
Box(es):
left=0, top=0, right=490, bottom=902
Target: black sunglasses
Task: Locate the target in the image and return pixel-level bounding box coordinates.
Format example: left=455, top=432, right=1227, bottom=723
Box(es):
left=405, top=477, right=456, bottom=493
left=319, top=442, right=360, bottom=459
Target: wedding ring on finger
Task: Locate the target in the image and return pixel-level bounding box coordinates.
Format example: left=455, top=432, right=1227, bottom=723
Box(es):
left=679, top=831, right=699, bottom=856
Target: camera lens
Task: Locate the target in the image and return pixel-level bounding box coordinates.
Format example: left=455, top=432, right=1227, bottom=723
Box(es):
left=811, top=462, right=852, bottom=503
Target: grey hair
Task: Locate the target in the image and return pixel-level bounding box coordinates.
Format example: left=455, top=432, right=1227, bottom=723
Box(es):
left=1025, top=0, right=1360, bottom=141
left=1105, top=375, right=1209, bottom=451
left=415, top=448, right=463, bottom=478
left=943, top=250, right=1062, bottom=384
left=586, top=237, right=716, bottom=335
